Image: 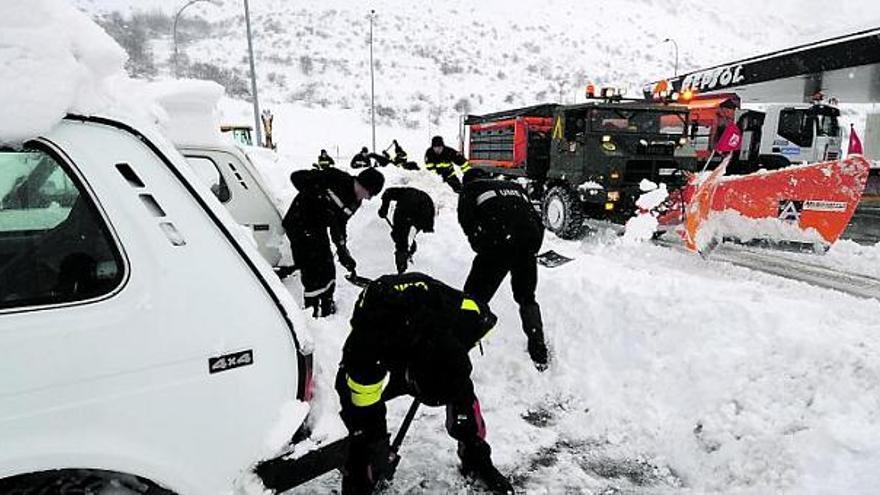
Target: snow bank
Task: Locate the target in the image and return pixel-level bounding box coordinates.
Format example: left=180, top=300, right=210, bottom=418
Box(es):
left=701, top=209, right=828, bottom=248
left=623, top=180, right=668, bottom=244
left=0, top=0, right=128, bottom=144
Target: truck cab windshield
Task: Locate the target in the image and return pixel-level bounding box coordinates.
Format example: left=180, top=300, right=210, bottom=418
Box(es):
left=590, top=109, right=686, bottom=135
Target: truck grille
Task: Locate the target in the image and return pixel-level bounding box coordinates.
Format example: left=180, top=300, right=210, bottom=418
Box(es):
left=624, top=160, right=677, bottom=184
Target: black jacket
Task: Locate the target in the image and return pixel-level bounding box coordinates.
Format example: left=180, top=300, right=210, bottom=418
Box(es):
left=283, top=168, right=360, bottom=246
left=350, top=153, right=371, bottom=168
left=316, top=153, right=335, bottom=170
left=341, top=273, right=495, bottom=407
left=424, top=145, right=467, bottom=170
left=379, top=187, right=435, bottom=233
left=457, top=178, right=543, bottom=253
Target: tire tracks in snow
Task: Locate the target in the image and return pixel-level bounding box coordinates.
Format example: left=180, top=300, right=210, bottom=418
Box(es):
left=654, top=239, right=880, bottom=301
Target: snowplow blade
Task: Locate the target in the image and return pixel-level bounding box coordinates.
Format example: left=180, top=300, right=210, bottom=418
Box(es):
left=255, top=437, right=349, bottom=493
left=708, top=155, right=871, bottom=247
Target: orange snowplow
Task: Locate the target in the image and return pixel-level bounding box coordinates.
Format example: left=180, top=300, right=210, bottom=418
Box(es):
left=682, top=155, right=871, bottom=253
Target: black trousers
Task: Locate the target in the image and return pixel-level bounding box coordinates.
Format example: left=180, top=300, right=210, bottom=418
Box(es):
left=335, top=368, right=490, bottom=494
left=287, top=225, right=335, bottom=302
left=390, top=220, right=415, bottom=274
left=464, top=250, right=538, bottom=308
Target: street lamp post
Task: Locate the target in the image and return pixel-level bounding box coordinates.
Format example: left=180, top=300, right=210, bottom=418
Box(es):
left=244, top=0, right=263, bottom=147
left=369, top=10, right=377, bottom=152
left=173, top=0, right=214, bottom=77
left=663, top=37, right=679, bottom=76
left=558, top=80, right=568, bottom=104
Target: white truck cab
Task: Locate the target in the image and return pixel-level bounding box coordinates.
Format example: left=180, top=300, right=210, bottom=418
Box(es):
left=751, top=103, right=843, bottom=165
left=0, top=115, right=313, bottom=494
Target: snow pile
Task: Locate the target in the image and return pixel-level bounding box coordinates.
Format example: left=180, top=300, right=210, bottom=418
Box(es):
left=149, top=79, right=229, bottom=147
left=0, top=0, right=128, bottom=144
left=622, top=180, right=668, bottom=244
left=264, top=158, right=880, bottom=494
left=701, top=209, right=828, bottom=248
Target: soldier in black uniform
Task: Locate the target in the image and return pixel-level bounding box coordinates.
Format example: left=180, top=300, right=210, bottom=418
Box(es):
left=457, top=169, right=549, bottom=370
left=391, top=140, right=419, bottom=170
left=336, top=272, right=513, bottom=494
left=424, top=136, right=470, bottom=193
left=315, top=149, right=335, bottom=170
left=351, top=147, right=372, bottom=168
left=282, top=167, right=385, bottom=317
left=377, top=187, right=435, bottom=273
left=368, top=150, right=392, bottom=167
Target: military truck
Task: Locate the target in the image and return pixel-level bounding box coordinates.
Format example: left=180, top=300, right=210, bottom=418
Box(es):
left=465, top=97, right=697, bottom=238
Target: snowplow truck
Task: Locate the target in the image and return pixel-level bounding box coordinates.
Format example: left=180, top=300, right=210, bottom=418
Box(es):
left=465, top=101, right=698, bottom=239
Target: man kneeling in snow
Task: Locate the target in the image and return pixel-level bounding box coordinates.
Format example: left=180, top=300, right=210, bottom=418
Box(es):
left=335, top=272, right=513, bottom=494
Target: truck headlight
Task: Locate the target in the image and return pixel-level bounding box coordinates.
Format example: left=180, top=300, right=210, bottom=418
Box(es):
left=607, top=191, right=620, bottom=202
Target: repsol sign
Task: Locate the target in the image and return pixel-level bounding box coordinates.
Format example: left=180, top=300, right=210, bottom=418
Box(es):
left=680, top=64, right=746, bottom=92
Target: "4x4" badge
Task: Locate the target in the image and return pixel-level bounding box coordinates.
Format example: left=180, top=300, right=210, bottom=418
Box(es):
left=209, top=349, right=254, bottom=374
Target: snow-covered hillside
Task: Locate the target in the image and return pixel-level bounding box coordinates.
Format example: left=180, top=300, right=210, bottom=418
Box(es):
left=71, top=0, right=880, bottom=159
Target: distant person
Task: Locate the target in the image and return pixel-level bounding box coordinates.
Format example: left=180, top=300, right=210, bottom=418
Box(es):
left=351, top=147, right=371, bottom=169
left=457, top=168, right=549, bottom=370
left=378, top=186, right=435, bottom=273
left=391, top=139, right=419, bottom=170
left=314, top=149, right=335, bottom=170
left=368, top=150, right=392, bottom=167
left=282, top=167, right=385, bottom=317
left=424, top=135, right=470, bottom=193
left=336, top=272, right=514, bottom=494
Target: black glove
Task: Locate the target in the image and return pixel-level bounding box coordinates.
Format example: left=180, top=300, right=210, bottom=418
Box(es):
left=408, top=240, right=417, bottom=256
left=337, top=245, right=357, bottom=272
left=378, top=200, right=389, bottom=219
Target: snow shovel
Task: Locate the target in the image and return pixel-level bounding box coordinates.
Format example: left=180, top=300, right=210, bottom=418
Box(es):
left=381, top=398, right=421, bottom=482
left=254, top=399, right=420, bottom=493
left=536, top=250, right=574, bottom=268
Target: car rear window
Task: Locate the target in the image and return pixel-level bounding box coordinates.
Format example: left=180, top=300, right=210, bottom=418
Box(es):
left=0, top=148, right=125, bottom=310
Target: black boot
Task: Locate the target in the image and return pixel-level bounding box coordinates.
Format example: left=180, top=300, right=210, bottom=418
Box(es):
left=458, top=441, right=514, bottom=494
left=520, top=304, right=549, bottom=371
left=394, top=250, right=409, bottom=274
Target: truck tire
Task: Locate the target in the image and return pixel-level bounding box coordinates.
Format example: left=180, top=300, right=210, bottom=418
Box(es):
left=542, top=186, right=586, bottom=240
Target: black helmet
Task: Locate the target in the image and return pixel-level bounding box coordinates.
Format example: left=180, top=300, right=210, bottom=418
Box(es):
left=320, top=149, right=327, bottom=154
left=356, top=168, right=385, bottom=197
left=431, top=135, right=444, bottom=147
left=361, top=146, right=369, bottom=154
left=462, top=168, right=488, bottom=185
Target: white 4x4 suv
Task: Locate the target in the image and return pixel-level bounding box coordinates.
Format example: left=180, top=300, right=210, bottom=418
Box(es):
left=0, top=115, right=313, bottom=494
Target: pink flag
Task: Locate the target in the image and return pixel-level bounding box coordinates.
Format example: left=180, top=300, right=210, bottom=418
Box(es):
left=715, top=123, right=742, bottom=153
left=848, top=124, right=863, bottom=156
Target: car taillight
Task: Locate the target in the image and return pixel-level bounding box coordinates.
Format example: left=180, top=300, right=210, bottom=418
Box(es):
left=297, top=352, right=315, bottom=403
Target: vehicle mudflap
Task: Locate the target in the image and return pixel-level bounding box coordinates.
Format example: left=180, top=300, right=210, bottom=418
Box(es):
left=255, top=437, right=350, bottom=493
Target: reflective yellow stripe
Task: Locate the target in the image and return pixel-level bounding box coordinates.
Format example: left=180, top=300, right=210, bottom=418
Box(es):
left=461, top=298, right=480, bottom=313
left=460, top=161, right=472, bottom=172
left=428, top=161, right=452, bottom=169
left=346, top=374, right=386, bottom=407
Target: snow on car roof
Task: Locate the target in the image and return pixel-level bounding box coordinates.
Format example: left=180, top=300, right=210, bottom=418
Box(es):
left=149, top=79, right=229, bottom=148
left=0, top=0, right=129, bottom=145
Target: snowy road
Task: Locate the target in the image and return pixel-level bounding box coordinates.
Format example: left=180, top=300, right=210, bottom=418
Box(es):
left=268, top=164, right=880, bottom=495
left=656, top=239, right=880, bottom=301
